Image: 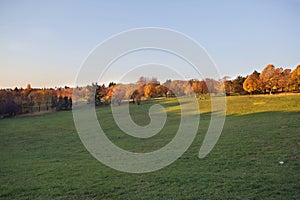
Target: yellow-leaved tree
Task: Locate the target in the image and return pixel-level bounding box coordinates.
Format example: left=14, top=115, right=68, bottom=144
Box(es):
left=287, top=65, right=300, bottom=92
left=243, top=70, right=262, bottom=94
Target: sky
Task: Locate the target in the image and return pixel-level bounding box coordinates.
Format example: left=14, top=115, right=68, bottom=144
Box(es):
left=0, top=0, right=299, bottom=88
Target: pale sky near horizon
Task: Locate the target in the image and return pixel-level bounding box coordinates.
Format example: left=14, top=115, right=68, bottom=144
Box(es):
left=0, top=0, right=299, bottom=88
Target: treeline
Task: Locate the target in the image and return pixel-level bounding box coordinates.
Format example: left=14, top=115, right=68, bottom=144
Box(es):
left=1, top=64, right=299, bottom=117
left=227, top=64, right=300, bottom=95
left=78, top=64, right=300, bottom=106
left=0, top=84, right=73, bottom=117
left=71, top=77, right=227, bottom=107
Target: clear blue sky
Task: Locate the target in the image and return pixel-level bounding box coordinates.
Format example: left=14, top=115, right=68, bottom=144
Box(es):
left=0, top=0, right=299, bottom=88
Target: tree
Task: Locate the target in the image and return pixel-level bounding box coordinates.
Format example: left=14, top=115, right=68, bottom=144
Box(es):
left=243, top=71, right=262, bottom=94
left=144, top=83, right=157, bottom=99
left=271, top=67, right=284, bottom=93
left=51, top=95, right=57, bottom=110
left=260, top=64, right=291, bottom=94
left=189, top=79, right=209, bottom=96
left=56, top=96, right=63, bottom=110
left=4, top=99, right=18, bottom=117
left=130, top=89, right=140, bottom=104
left=124, top=84, right=136, bottom=100
left=108, top=82, right=116, bottom=88
left=136, top=76, right=147, bottom=86
left=155, top=85, right=168, bottom=97
left=30, top=90, right=43, bottom=112
left=95, top=84, right=108, bottom=106
left=224, top=80, right=234, bottom=95
left=149, top=77, right=160, bottom=85
left=43, top=90, right=53, bottom=111
left=278, top=69, right=291, bottom=92
left=232, top=76, right=247, bottom=94
left=287, top=65, right=300, bottom=92
left=189, top=79, right=201, bottom=96
left=26, top=84, right=31, bottom=90
left=137, top=85, right=145, bottom=98
left=260, top=64, right=277, bottom=94
left=112, top=84, right=126, bottom=105
left=168, top=80, right=186, bottom=96
left=69, top=97, right=73, bottom=109
left=63, top=96, right=69, bottom=109
left=183, top=81, right=193, bottom=96
left=199, top=80, right=209, bottom=94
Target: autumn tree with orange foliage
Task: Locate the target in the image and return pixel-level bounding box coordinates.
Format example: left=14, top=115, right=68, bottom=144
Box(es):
left=243, top=71, right=262, bottom=94
left=287, top=65, right=300, bottom=92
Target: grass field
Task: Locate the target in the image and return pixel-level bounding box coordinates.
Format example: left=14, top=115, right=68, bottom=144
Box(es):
left=1, top=95, right=300, bottom=199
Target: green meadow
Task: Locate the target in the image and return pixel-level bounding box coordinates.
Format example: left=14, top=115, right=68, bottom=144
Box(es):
left=1, top=95, right=299, bottom=199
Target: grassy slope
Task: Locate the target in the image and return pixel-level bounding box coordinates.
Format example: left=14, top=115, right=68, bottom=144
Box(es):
left=0, top=95, right=299, bottom=199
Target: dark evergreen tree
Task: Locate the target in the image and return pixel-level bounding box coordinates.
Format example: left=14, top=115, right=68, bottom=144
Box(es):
left=51, top=95, right=57, bottom=111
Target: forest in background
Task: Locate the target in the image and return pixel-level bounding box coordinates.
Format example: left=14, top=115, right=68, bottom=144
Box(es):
left=1, top=64, right=299, bottom=117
